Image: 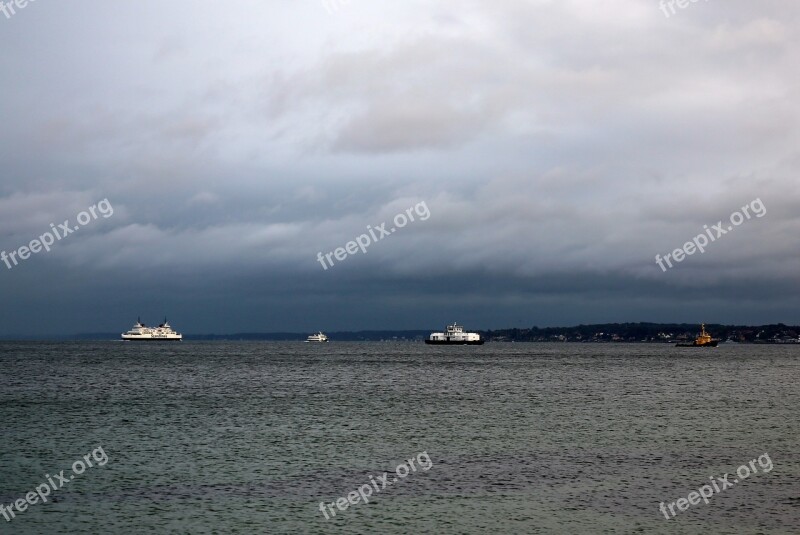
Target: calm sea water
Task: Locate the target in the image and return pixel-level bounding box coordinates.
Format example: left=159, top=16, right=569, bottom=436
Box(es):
left=0, top=342, right=798, bottom=534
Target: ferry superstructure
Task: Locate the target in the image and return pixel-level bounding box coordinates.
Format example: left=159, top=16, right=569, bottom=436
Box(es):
left=425, top=323, right=484, bottom=345
left=121, top=318, right=182, bottom=341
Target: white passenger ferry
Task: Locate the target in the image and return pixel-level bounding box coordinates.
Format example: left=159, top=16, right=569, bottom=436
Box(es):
left=306, top=332, right=329, bottom=342
left=121, top=318, right=182, bottom=341
left=425, top=323, right=484, bottom=345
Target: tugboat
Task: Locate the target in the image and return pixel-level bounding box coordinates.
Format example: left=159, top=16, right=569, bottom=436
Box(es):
left=425, top=323, right=484, bottom=345
left=676, top=324, right=719, bottom=347
left=121, top=318, right=182, bottom=341
left=306, top=332, right=329, bottom=342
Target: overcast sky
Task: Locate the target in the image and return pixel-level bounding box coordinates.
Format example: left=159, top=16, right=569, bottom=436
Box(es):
left=1, top=0, right=799, bottom=335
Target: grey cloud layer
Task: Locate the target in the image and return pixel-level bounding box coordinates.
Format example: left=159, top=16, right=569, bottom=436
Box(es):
left=0, top=0, right=798, bottom=334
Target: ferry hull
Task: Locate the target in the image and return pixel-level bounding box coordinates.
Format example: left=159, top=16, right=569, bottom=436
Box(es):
left=425, top=339, right=484, bottom=345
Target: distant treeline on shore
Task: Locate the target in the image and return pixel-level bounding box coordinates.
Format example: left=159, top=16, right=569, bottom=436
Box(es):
left=483, top=323, right=800, bottom=343
left=6, top=322, right=800, bottom=342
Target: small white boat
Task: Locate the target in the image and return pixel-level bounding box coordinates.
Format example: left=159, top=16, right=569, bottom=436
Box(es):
left=306, top=332, right=329, bottom=342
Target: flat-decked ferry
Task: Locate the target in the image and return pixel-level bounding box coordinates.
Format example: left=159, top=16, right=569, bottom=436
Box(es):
left=425, top=323, right=484, bottom=345
left=122, top=318, right=182, bottom=341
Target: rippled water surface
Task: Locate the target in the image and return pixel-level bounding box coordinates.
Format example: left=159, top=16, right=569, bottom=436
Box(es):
left=1, top=342, right=799, bottom=534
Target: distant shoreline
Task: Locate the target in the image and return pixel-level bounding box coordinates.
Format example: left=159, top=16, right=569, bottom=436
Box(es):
left=3, top=322, right=800, bottom=343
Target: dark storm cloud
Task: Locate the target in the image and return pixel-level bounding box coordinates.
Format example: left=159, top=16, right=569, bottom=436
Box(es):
left=0, top=0, right=799, bottom=335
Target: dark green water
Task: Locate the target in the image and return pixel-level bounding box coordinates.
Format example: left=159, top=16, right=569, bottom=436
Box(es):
left=0, top=342, right=798, bottom=534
